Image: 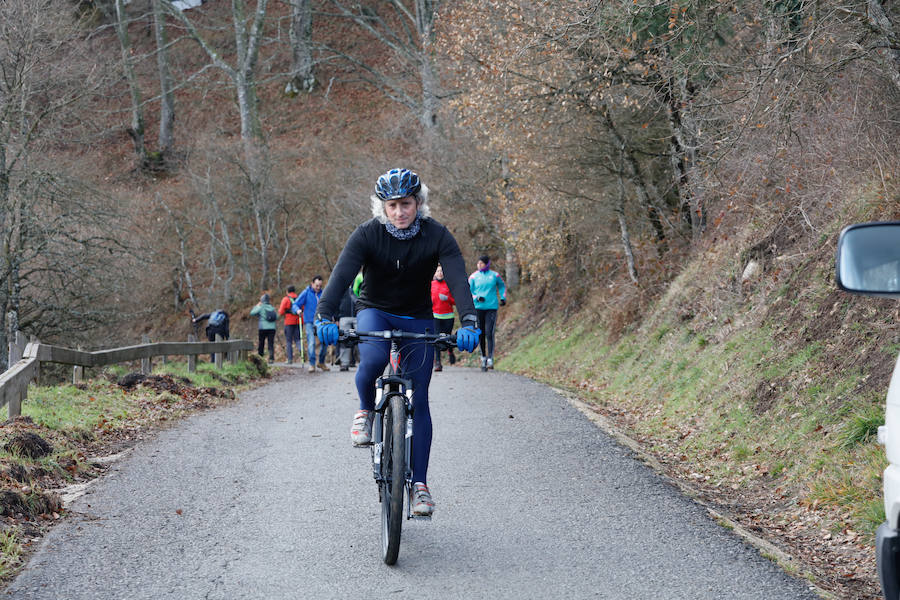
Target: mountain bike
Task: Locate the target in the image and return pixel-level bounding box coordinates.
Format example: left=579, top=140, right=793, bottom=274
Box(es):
left=338, top=328, right=456, bottom=565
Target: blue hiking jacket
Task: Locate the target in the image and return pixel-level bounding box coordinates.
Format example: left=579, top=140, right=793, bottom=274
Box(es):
left=292, top=285, right=322, bottom=323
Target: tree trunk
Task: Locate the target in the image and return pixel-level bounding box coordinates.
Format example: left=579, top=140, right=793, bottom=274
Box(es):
left=153, top=0, right=176, bottom=156
left=287, top=0, right=315, bottom=95
left=416, top=0, right=440, bottom=133
left=615, top=172, right=639, bottom=284
left=867, top=0, right=900, bottom=94
left=499, top=153, right=520, bottom=290
left=114, top=0, right=147, bottom=165
left=504, top=243, right=519, bottom=290
left=665, top=74, right=705, bottom=242
left=276, top=216, right=291, bottom=291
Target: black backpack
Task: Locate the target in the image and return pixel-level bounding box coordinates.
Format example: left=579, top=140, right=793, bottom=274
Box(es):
left=264, top=307, right=277, bottom=322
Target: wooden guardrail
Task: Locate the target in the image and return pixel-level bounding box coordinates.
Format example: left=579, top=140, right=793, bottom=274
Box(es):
left=0, top=333, right=254, bottom=419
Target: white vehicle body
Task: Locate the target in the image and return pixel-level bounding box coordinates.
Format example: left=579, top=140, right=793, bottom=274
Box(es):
left=836, top=221, right=900, bottom=600
left=885, top=364, right=900, bottom=530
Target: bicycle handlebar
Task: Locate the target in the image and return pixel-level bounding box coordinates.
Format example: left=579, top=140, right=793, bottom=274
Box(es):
left=339, top=329, right=457, bottom=349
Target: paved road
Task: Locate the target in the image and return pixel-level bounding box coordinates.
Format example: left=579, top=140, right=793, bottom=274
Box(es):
left=4, top=367, right=820, bottom=599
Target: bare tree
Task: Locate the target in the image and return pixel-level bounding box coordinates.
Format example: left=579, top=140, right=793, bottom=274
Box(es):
left=325, top=0, right=444, bottom=133
left=162, top=0, right=276, bottom=289
left=154, top=193, right=198, bottom=309
left=0, top=0, right=133, bottom=367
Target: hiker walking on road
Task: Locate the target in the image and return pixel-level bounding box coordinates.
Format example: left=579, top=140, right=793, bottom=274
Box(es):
left=279, top=285, right=302, bottom=364
left=250, top=293, right=278, bottom=363
left=292, top=275, right=329, bottom=372
left=431, top=264, right=456, bottom=372
left=469, top=254, right=506, bottom=370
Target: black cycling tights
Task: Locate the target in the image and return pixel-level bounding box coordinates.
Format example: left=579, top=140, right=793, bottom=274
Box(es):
left=476, top=309, right=498, bottom=358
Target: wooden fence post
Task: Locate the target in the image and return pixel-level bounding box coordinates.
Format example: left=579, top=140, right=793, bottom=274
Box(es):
left=214, top=334, right=223, bottom=369
left=30, top=336, right=40, bottom=386
left=187, top=334, right=196, bottom=373
left=8, top=384, right=21, bottom=419
left=141, top=335, right=151, bottom=375
left=8, top=330, right=25, bottom=366
left=72, top=344, right=84, bottom=384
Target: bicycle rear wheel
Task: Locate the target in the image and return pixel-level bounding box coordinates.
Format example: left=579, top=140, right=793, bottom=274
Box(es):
left=380, top=394, right=406, bottom=565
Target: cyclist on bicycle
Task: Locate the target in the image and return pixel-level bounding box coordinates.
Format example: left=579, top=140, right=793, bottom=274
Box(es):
left=314, top=168, right=480, bottom=516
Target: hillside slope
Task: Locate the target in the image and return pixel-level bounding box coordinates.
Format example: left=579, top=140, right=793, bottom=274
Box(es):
left=498, top=194, right=899, bottom=599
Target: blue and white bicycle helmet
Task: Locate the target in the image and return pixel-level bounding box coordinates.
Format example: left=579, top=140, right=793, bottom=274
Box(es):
left=375, top=168, right=421, bottom=200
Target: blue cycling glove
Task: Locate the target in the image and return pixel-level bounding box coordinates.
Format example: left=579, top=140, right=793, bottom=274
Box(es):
left=456, top=323, right=481, bottom=353
left=316, top=317, right=339, bottom=346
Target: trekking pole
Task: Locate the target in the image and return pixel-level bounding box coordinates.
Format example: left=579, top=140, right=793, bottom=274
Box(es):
left=299, top=318, right=306, bottom=363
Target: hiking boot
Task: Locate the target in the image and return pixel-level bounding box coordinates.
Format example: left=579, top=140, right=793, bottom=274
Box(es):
left=434, top=363, right=442, bottom=372
left=308, top=364, right=315, bottom=373
left=350, top=410, right=374, bottom=446
left=317, top=363, right=330, bottom=371
left=480, top=356, right=488, bottom=372
left=410, top=482, right=434, bottom=516
left=487, top=357, right=494, bottom=369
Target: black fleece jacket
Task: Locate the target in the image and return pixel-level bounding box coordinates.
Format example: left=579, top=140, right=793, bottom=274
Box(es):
left=317, top=217, right=476, bottom=324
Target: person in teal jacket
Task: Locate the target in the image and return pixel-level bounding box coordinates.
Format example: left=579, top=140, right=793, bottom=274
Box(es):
left=249, top=293, right=278, bottom=363
left=468, top=254, right=507, bottom=370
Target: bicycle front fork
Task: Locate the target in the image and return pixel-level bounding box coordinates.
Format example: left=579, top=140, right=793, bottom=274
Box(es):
left=371, top=388, right=415, bottom=500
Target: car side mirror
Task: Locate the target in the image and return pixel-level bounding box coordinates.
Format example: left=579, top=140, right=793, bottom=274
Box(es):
left=836, top=222, right=900, bottom=297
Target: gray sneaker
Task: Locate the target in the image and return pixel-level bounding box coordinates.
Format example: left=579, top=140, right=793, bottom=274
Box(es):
left=410, top=482, right=434, bottom=516
left=350, top=410, right=373, bottom=446
left=486, top=357, right=494, bottom=369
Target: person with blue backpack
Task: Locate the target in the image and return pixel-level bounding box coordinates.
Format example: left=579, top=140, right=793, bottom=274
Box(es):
left=292, top=275, right=328, bottom=372
left=249, top=293, right=278, bottom=363
left=191, top=308, right=230, bottom=362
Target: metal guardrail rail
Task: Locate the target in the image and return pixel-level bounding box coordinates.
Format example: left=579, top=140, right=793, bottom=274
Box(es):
left=0, top=334, right=254, bottom=419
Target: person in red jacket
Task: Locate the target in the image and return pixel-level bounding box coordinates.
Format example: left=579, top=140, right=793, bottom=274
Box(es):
left=278, top=285, right=302, bottom=364
left=430, top=264, right=456, bottom=372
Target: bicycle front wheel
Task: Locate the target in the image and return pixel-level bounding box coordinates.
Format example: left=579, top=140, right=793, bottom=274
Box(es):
left=380, top=394, right=406, bottom=565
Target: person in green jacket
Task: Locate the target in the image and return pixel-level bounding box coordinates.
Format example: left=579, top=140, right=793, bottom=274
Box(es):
left=250, top=293, right=278, bottom=363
